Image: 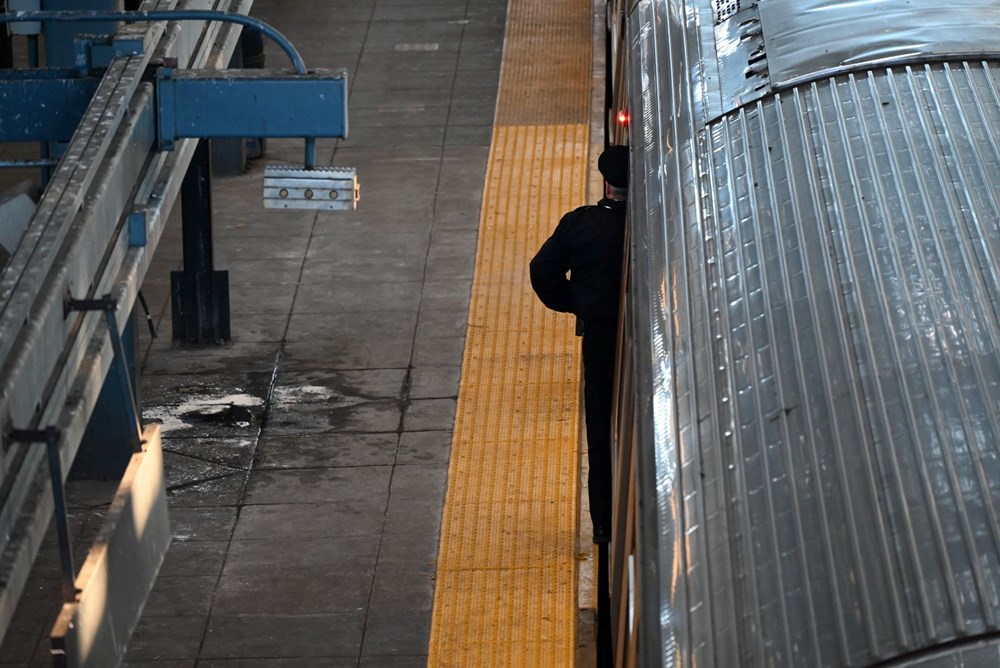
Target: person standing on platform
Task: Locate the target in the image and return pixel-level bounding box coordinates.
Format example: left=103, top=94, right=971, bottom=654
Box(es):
left=529, top=145, right=629, bottom=544
left=530, top=144, right=628, bottom=667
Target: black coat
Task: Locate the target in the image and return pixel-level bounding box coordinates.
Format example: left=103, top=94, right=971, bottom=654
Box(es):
left=529, top=198, right=626, bottom=322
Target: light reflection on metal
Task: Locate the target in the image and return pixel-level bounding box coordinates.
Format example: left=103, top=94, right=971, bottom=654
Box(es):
left=758, top=0, right=1000, bottom=89
left=701, top=0, right=1000, bottom=121
left=620, top=0, right=1000, bottom=665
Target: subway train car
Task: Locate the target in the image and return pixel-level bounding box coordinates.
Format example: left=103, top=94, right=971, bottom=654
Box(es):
left=605, top=0, right=1000, bottom=665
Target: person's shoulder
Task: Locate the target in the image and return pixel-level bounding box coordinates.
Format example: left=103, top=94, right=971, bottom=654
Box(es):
left=560, top=204, right=600, bottom=223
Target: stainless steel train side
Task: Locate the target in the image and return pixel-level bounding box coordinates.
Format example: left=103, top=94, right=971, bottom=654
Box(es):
left=608, top=0, right=1000, bottom=665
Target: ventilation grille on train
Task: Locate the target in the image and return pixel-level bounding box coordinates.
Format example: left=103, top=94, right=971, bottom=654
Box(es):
left=712, top=0, right=741, bottom=23
left=713, top=0, right=757, bottom=24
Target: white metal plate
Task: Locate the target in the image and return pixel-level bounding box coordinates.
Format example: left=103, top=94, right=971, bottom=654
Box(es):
left=263, top=165, right=359, bottom=211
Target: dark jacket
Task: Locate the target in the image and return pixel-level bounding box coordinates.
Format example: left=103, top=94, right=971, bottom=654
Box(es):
left=529, top=198, right=626, bottom=322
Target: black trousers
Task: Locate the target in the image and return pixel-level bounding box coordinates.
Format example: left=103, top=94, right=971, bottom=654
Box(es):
left=581, top=318, right=616, bottom=543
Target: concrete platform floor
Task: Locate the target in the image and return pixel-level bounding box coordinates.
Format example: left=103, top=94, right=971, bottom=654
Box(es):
left=0, top=0, right=507, bottom=665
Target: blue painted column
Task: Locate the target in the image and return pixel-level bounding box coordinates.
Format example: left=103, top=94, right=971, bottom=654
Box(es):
left=171, top=138, right=231, bottom=344
left=41, top=0, right=120, bottom=68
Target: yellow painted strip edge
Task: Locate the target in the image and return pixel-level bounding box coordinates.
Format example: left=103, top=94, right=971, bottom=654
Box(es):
left=428, top=0, right=592, bottom=661
left=428, top=125, right=589, bottom=665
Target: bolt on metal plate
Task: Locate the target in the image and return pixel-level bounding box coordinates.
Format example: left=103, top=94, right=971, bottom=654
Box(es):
left=263, top=166, right=359, bottom=210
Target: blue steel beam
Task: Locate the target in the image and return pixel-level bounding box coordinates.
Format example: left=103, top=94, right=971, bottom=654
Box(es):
left=0, top=77, right=98, bottom=142
left=155, top=68, right=348, bottom=150
left=41, top=0, right=120, bottom=69
left=0, top=66, right=348, bottom=146
left=0, top=9, right=323, bottom=168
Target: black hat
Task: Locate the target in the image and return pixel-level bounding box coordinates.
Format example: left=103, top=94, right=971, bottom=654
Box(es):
left=598, top=145, right=629, bottom=188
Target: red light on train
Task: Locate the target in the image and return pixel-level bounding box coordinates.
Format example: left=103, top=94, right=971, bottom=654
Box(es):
left=617, top=109, right=629, bottom=126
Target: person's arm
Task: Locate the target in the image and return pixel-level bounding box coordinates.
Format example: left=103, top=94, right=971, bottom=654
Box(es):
left=530, top=218, right=575, bottom=313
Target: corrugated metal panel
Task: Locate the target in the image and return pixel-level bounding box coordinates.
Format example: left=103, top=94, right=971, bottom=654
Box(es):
left=707, top=65, right=1000, bottom=665
left=758, top=0, right=1000, bottom=89
left=629, top=0, right=1000, bottom=664
left=628, top=2, right=681, bottom=665
left=696, top=62, right=1000, bottom=665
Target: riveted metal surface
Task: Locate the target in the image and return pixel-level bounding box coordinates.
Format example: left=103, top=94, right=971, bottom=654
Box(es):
left=428, top=0, right=592, bottom=661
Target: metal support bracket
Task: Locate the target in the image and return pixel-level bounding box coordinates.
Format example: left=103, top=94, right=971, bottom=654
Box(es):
left=155, top=67, right=349, bottom=150
left=128, top=209, right=147, bottom=246
left=264, top=166, right=359, bottom=211
left=5, top=427, right=77, bottom=605
left=65, top=295, right=142, bottom=452
left=73, top=33, right=113, bottom=76
left=136, top=291, right=157, bottom=339
left=112, top=31, right=146, bottom=59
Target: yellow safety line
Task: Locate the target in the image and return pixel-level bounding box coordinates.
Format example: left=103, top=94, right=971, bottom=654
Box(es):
left=428, top=0, right=592, bottom=663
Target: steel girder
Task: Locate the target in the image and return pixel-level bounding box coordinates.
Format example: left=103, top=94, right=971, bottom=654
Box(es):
left=0, top=0, right=253, bottom=653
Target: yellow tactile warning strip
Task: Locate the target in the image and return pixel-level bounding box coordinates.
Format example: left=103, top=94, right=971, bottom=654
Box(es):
left=427, top=0, right=592, bottom=662
left=494, top=0, right=591, bottom=126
